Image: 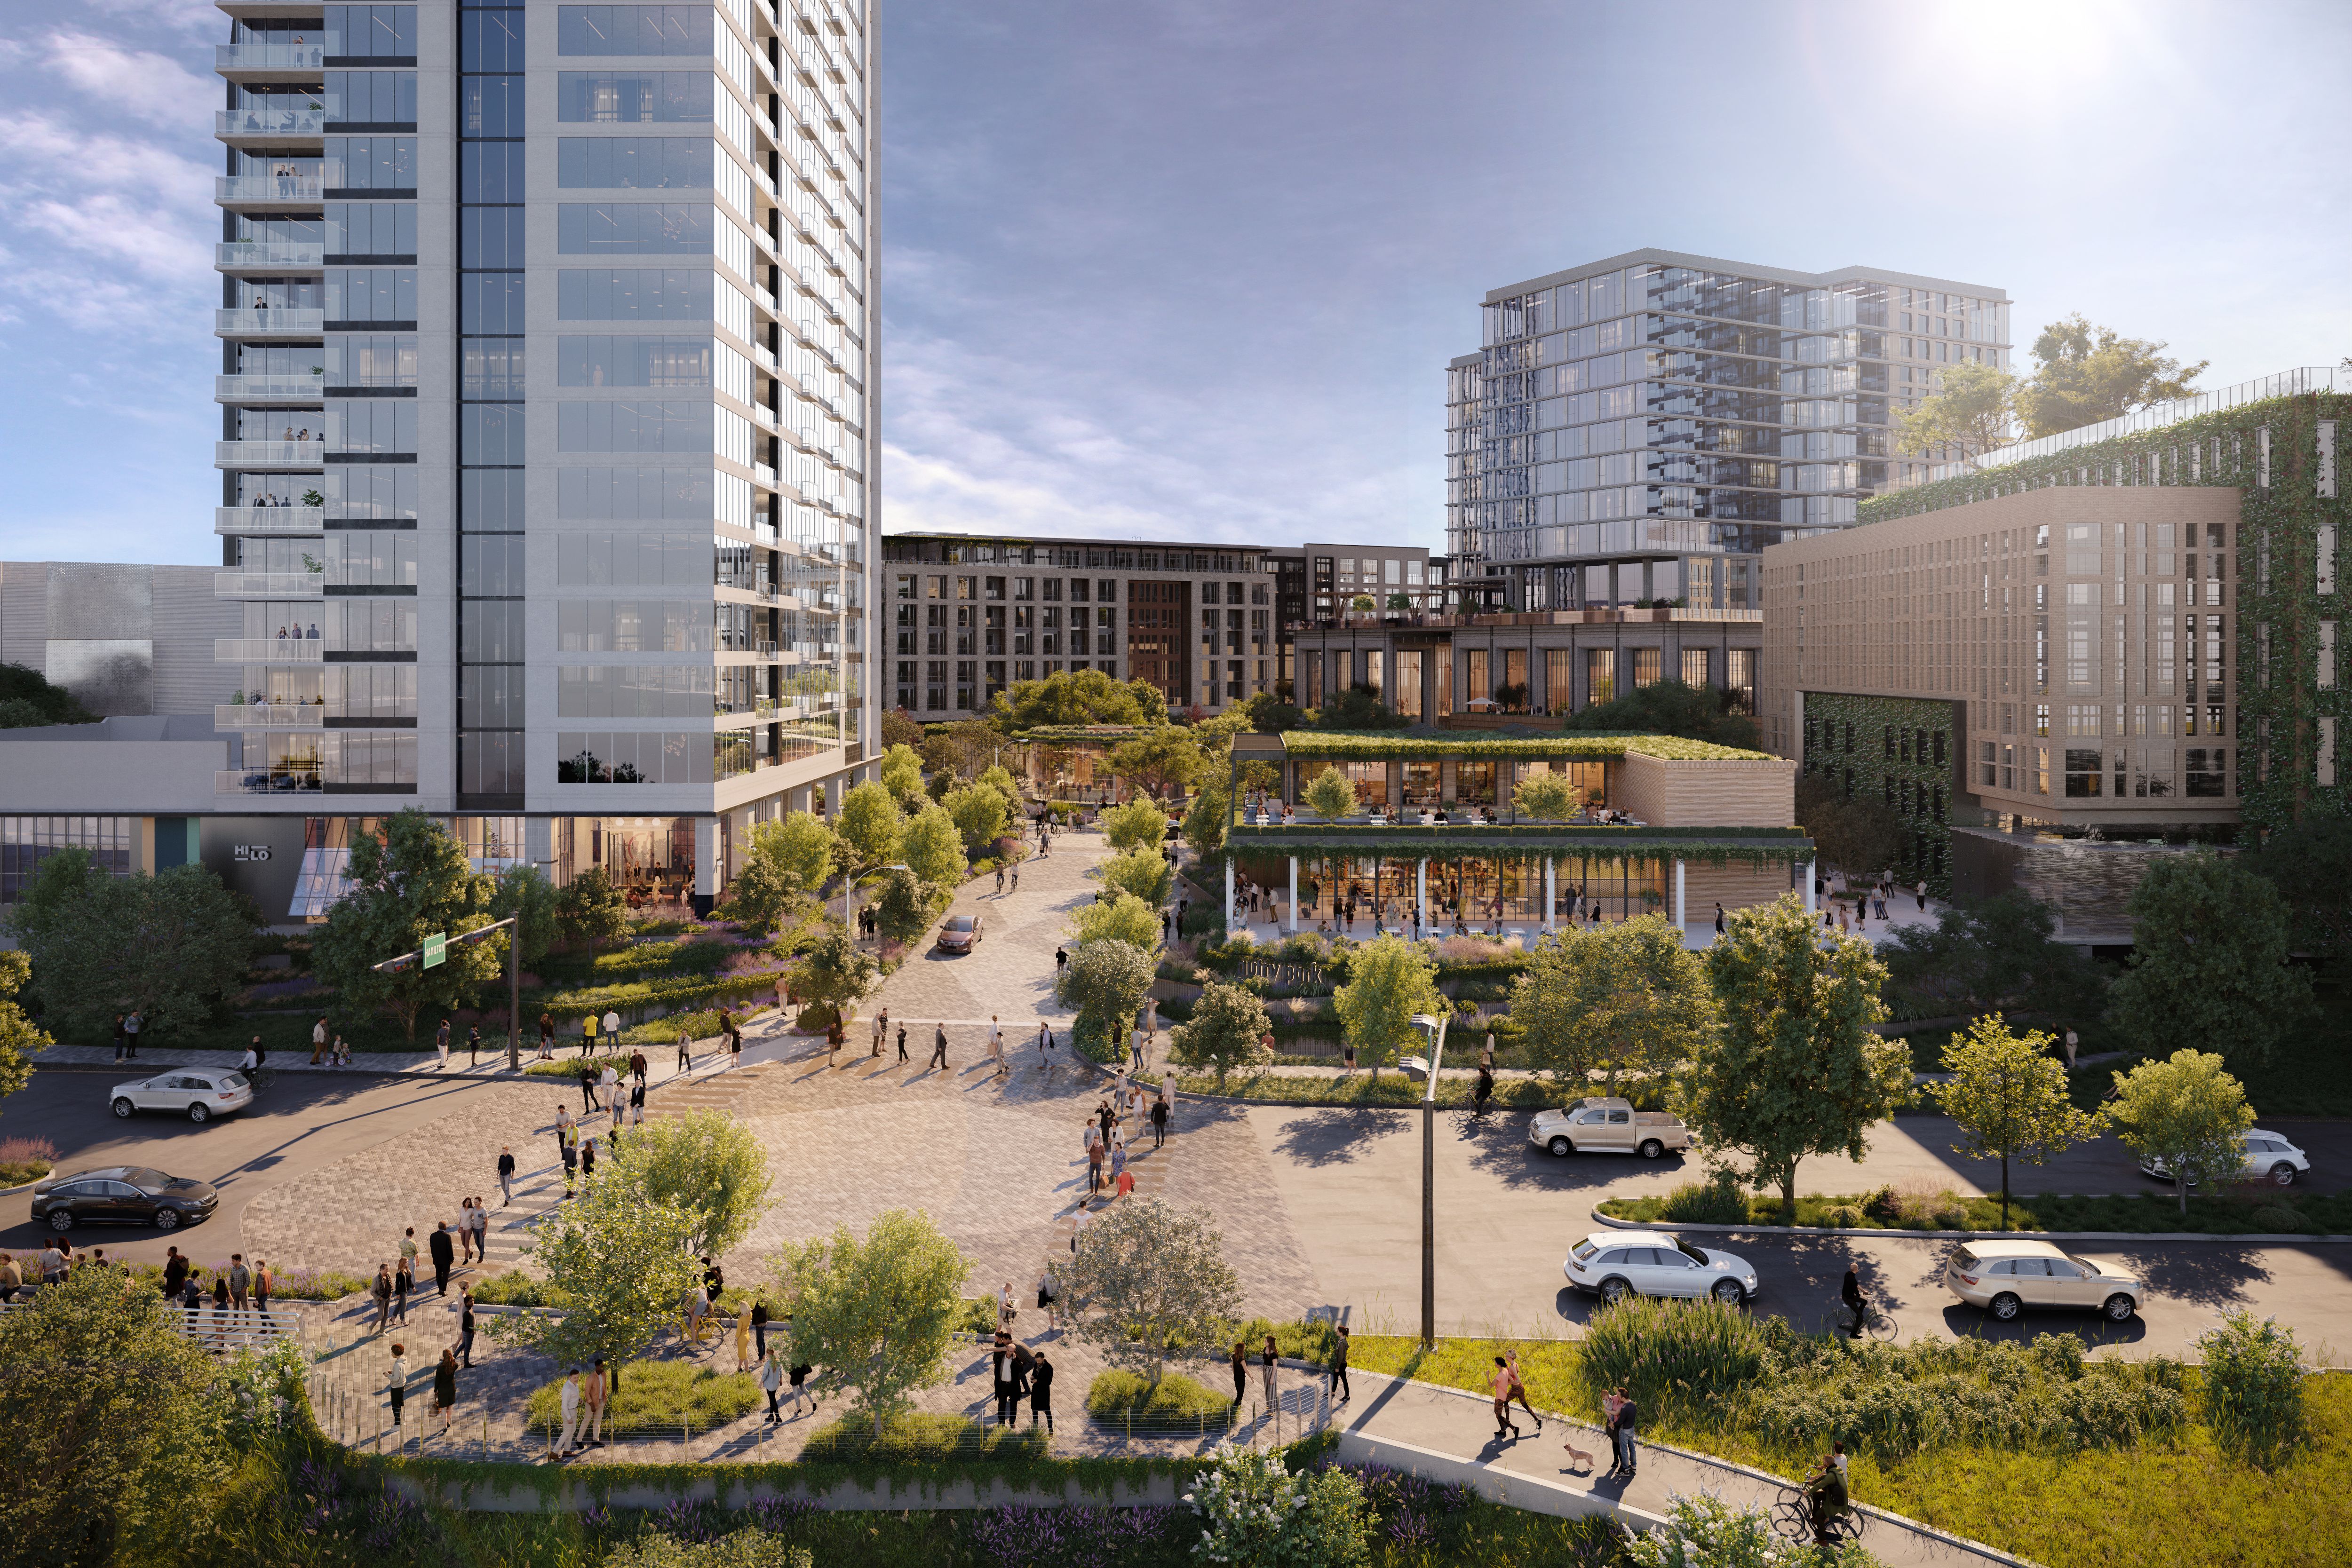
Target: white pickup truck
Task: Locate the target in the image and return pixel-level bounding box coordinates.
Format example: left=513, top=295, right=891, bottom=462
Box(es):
left=1528, top=1096, right=1693, bottom=1160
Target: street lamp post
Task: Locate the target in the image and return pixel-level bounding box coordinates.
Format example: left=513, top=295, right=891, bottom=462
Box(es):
left=371, top=914, right=524, bottom=1071
left=1411, top=1010, right=1448, bottom=1349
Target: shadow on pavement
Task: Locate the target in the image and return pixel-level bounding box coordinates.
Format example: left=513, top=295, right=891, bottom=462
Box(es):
left=1268, top=1107, right=1410, bottom=1167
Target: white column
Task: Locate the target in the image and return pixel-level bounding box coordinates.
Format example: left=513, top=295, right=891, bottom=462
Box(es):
left=1543, top=858, right=1556, bottom=932
left=1804, top=859, right=1817, bottom=915
left=1674, top=858, right=1686, bottom=932
left=1287, top=856, right=1299, bottom=932
left=1417, top=858, right=1428, bottom=934
left=694, top=816, right=721, bottom=904
left=1224, top=855, right=1236, bottom=937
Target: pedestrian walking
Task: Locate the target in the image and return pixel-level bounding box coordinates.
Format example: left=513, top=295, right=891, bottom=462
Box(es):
left=561, top=1131, right=578, bottom=1198
left=992, top=1329, right=1015, bottom=1423
left=610, top=1086, right=625, bottom=1139
left=930, top=1023, right=948, bottom=1069
left=470, top=1196, right=489, bottom=1261
left=558, top=1367, right=583, bottom=1454
left=760, top=1346, right=785, bottom=1423
left=538, top=1012, right=555, bottom=1060
left=455, top=1199, right=477, bottom=1263
left=994, top=865, right=1006, bottom=895
left=583, top=1358, right=608, bottom=1448
left=788, top=1347, right=815, bottom=1417
left=1714, top=902, right=1725, bottom=937
left=751, top=1298, right=770, bottom=1359
left=388, top=1343, right=409, bottom=1432
left=370, top=1263, right=394, bottom=1332
left=629, top=1078, right=646, bottom=1126
left=1505, top=1348, right=1541, bottom=1432
left=123, top=1009, right=141, bottom=1059
left=554, top=1105, right=574, bottom=1162
left=730, top=1021, right=743, bottom=1071
left=112, top=1013, right=127, bottom=1062
left=600, top=1062, right=619, bottom=1106
left=1151, top=1092, right=1169, bottom=1147
left=1028, top=1346, right=1054, bottom=1433
left=433, top=1348, right=458, bottom=1438
left=676, top=1027, right=693, bottom=1072
left=497, top=1146, right=516, bottom=1207
left=1129, top=1024, right=1147, bottom=1069
left=311, top=1015, right=329, bottom=1065
left=991, top=1015, right=1007, bottom=1079
left=436, top=1018, right=451, bottom=1069
left=580, top=1136, right=597, bottom=1184
left=1055, top=946, right=1067, bottom=981
left=1490, top=1356, right=1521, bottom=1440
left=457, top=1287, right=477, bottom=1368
left=211, top=1275, right=230, bottom=1332
left=580, top=1061, right=600, bottom=1111
left=1611, top=1386, right=1639, bottom=1477
left=1473, top=1066, right=1494, bottom=1119
left=1010, top=865, right=1019, bottom=894
left=161, top=1246, right=188, bottom=1302
left=1260, top=1335, right=1279, bottom=1422
left=895, top=1022, right=909, bottom=1062
left=582, top=1011, right=599, bottom=1058
left=630, top=1048, right=648, bottom=1085
left=1328, top=1323, right=1351, bottom=1403
left=429, top=1222, right=454, bottom=1296
left=735, top=1299, right=754, bottom=1371
left=1086, top=1128, right=1105, bottom=1195
left=603, top=1009, right=620, bottom=1051
left=1036, top=1267, right=1058, bottom=1332
left=228, top=1253, right=251, bottom=1311
left=392, top=1258, right=413, bottom=1325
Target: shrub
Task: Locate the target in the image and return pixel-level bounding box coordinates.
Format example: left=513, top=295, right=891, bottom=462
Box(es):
left=523, top=1359, right=760, bottom=1437
left=2199, top=1311, right=2306, bottom=1465
left=1819, top=1204, right=1867, bottom=1229
left=1659, top=1169, right=1750, bottom=1225
left=1579, top=1295, right=1768, bottom=1416
left=2250, top=1204, right=2306, bottom=1233
left=798, top=1412, right=1047, bottom=1464
left=603, top=1530, right=811, bottom=1568
left=469, top=1271, right=556, bottom=1308
left=1085, top=1369, right=1232, bottom=1419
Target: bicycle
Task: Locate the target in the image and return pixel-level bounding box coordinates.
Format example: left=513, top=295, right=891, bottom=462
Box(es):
left=1772, top=1483, right=1868, bottom=1546
left=244, top=1066, right=277, bottom=1089
left=1831, top=1297, right=1898, bottom=1342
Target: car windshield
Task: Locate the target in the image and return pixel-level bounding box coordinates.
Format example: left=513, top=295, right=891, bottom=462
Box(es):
left=947, top=918, right=973, bottom=931
left=2067, top=1255, right=2102, bottom=1274
left=1672, top=1239, right=1710, bottom=1265
left=124, top=1168, right=173, bottom=1194
left=219, top=1073, right=248, bottom=1089
left=1571, top=1239, right=1598, bottom=1261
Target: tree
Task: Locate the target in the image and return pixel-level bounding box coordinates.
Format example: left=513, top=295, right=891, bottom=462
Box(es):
left=745, top=811, right=840, bottom=919
left=834, top=780, right=905, bottom=871
left=1101, top=797, right=1170, bottom=855
left=0, top=1267, right=233, bottom=1566
left=2242, top=816, right=2352, bottom=974
left=1512, top=770, right=1581, bottom=821
left=1333, top=935, right=1444, bottom=1083
left=0, top=953, right=47, bottom=1119
left=1241, top=692, right=1306, bottom=733
left=2013, top=313, right=2207, bottom=438
left=1057, top=938, right=1157, bottom=1061
left=1516, top=916, right=1717, bottom=1099
left=0, top=660, right=97, bottom=727
left=872, top=868, right=928, bottom=947
left=1313, top=684, right=1408, bottom=731
left=879, top=706, right=925, bottom=752
left=1062, top=1198, right=1242, bottom=1385
left=785, top=922, right=875, bottom=1030
left=1183, top=779, right=1232, bottom=857
left=485, top=1177, right=701, bottom=1394
left=603, top=1108, right=773, bottom=1258
left=941, top=783, right=1009, bottom=857
left=993, top=666, right=1168, bottom=730
left=2109, top=850, right=2312, bottom=1069
left=554, top=864, right=632, bottom=947
left=1187, top=1446, right=1372, bottom=1568
left=1931, top=1015, right=2107, bottom=1228
left=1098, top=846, right=1175, bottom=911
left=1071, top=890, right=1161, bottom=950
left=491, top=863, right=560, bottom=966
left=2106, top=1048, right=2255, bottom=1217
left=1878, top=890, right=2109, bottom=1024
left=898, top=804, right=966, bottom=889
left=878, top=742, right=927, bottom=808
left=1302, top=767, right=1359, bottom=822
left=976, top=761, right=1024, bottom=816
left=1793, top=774, right=1905, bottom=877
left=774, top=1209, right=969, bottom=1435
left=1106, top=725, right=1204, bottom=800
left=8, top=863, right=256, bottom=1044
left=1559, top=678, right=1761, bottom=750
left=1682, top=894, right=1910, bottom=1221
left=311, top=810, right=504, bottom=1041
left=1168, top=980, right=1273, bottom=1090
left=1895, top=360, right=2019, bottom=459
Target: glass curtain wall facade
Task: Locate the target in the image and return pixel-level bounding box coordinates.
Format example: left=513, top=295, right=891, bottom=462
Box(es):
left=1446, top=249, right=2008, bottom=615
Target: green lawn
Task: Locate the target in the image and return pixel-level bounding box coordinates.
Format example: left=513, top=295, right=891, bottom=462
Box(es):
left=521, top=1358, right=760, bottom=1439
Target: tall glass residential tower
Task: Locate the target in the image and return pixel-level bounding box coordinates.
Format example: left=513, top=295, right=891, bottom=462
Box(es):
left=1446, top=249, right=2007, bottom=614
left=211, top=0, right=879, bottom=913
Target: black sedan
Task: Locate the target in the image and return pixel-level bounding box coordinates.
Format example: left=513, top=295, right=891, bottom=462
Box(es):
left=31, top=1166, right=219, bottom=1233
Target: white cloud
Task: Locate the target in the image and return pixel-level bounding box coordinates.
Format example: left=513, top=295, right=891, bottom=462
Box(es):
left=43, top=31, right=220, bottom=127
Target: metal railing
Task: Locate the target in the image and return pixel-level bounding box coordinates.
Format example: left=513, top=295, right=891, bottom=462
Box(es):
left=216, top=106, right=330, bottom=137
left=216, top=307, right=325, bottom=336
left=216, top=703, right=328, bottom=729
left=216, top=638, right=324, bottom=662
left=217, top=507, right=324, bottom=535
left=218, top=768, right=326, bottom=795
left=215, top=241, right=326, bottom=269
left=2, top=1299, right=299, bottom=1356
left=215, top=373, right=327, bottom=401
left=215, top=570, right=324, bottom=598
left=216, top=174, right=325, bottom=204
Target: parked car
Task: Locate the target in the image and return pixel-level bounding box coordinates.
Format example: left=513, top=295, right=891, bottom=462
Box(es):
left=1565, top=1229, right=1757, bottom=1305
left=1528, top=1096, right=1693, bottom=1159
left=2140, top=1129, right=2309, bottom=1188
left=110, top=1069, right=255, bottom=1124
left=1944, top=1239, right=2139, bottom=1323
left=31, top=1166, right=219, bottom=1233
left=936, top=914, right=984, bottom=953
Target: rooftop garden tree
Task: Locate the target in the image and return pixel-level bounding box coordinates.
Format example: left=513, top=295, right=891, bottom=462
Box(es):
left=1302, top=766, right=1359, bottom=823
left=993, top=666, right=1169, bottom=730
left=1511, top=770, right=1581, bottom=821
left=2013, top=313, right=2207, bottom=437
left=1561, top=678, right=1761, bottom=751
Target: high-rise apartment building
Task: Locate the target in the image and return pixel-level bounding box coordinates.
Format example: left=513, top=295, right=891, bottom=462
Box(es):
left=210, top=0, right=877, bottom=907
left=1447, top=248, right=2008, bottom=615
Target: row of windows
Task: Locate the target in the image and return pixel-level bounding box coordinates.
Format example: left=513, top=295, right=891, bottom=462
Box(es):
left=1976, top=743, right=2233, bottom=799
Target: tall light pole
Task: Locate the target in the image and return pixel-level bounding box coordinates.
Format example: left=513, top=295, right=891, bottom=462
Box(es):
left=1412, top=1010, right=1449, bottom=1348
left=371, top=915, right=524, bottom=1071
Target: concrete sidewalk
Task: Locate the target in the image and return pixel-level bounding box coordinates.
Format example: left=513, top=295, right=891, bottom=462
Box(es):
left=35, top=1026, right=773, bottom=1092
left=1334, top=1370, right=2022, bottom=1567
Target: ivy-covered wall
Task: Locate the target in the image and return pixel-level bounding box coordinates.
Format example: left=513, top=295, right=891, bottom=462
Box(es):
left=1800, top=690, right=1964, bottom=894
left=1858, top=391, right=2352, bottom=838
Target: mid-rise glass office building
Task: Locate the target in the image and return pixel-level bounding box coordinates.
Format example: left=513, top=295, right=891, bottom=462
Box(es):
left=1447, top=249, right=2008, bottom=613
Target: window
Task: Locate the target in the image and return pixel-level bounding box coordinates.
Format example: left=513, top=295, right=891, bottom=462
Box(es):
left=1680, top=648, right=1708, bottom=688
left=1585, top=648, right=1614, bottom=705
left=556, top=7, right=715, bottom=56
left=557, top=137, right=712, bottom=189
left=2064, top=749, right=2104, bottom=797
left=328, top=4, right=419, bottom=57
left=556, top=268, right=713, bottom=318
left=559, top=71, right=713, bottom=122
left=557, top=203, right=713, bottom=254
left=1, top=817, right=133, bottom=905
left=2185, top=748, right=2228, bottom=797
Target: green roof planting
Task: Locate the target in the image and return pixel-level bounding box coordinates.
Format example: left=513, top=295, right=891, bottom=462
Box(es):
left=1277, top=731, right=1774, bottom=762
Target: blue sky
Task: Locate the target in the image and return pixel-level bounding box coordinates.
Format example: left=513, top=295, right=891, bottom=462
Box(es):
left=2, top=0, right=2349, bottom=564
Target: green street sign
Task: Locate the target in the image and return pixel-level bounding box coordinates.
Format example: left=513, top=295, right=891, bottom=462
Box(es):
left=422, top=932, right=447, bottom=969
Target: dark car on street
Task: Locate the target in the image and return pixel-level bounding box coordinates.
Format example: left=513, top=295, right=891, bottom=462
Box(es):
left=31, top=1166, right=220, bottom=1233
left=936, top=913, right=984, bottom=953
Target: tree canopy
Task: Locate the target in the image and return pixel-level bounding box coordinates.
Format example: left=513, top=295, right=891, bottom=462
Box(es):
left=775, top=1209, right=969, bottom=1435
left=485, top=1176, right=702, bottom=1391
left=6, top=856, right=257, bottom=1044
left=0, top=953, right=46, bottom=1122
left=1931, top=1015, right=2107, bottom=1228
left=834, top=781, right=905, bottom=870
left=1105, top=725, right=1206, bottom=800
left=878, top=742, right=927, bottom=808
left=2014, top=313, right=2207, bottom=438
left=311, top=810, right=503, bottom=1040
left=898, top=804, right=966, bottom=889
left=1878, top=890, right=2110, bottom=1024
left=1062, top=1198, right=1243, bottom=1385
left=1516, top=915, right=1717, bottom=1098
left=1312, top=685, right=1408, bottom=731
left=1058, top=938, right=1157, bottom=1061
left=2243, top=815, right=2352, bottom=974
left=1303, top=767, right=1359, bottom=822
left=1168, top=979, right=1273, bottom=1090
left=0, top=660, right=98, bottom=728
left=1098, top=846, right=1174, bottom=910
left=1559, top=679, right=1761, bottom=751
left=785, top=923, right=875, bottom=1029
left=1101, top=797, right=1170, bottom=854
left=940, top=783, right=1009, bottom=856
left=2110, top=850, right=2311, bottom=1069
left=1793, top=774, right=1905, bottom=877
left=1070, top=890, right=1161, bottom=950
left=1895, top=360, right=2020, bottom=459
left=491, top=863, right=560, bottom=965
left=1512, top=770, right=1581, bottom=820
left=554, top=864, right=632, bottom=947
left=1333, top=935, right=1444, bottom=1081
left=2107, top=1048, right=2255, bottom=1217
left=993, top=667, right=1169, bottom=730
left=601, top=1108, right=773, bottom=1258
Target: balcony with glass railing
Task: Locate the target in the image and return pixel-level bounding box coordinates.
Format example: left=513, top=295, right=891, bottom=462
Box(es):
left=216, top=506, right=324, bottom=535
left=215, top=570, right=324, bottom=598
left=217, top=308, right=324, bottom=338
left=216, top=638, right=324, bottom=663
left=215, top=174, right=324, bottom=206
left=216, top=440, right=324, bottom=469
left=216, top=767, right=326, bottom=796
left=215, top=373, right=327, bottom=404
left=216, top=103, right=331, bottom=139
left=215, top=41, right=328, bottom=74
left=216, top=241, right=325, bottom=271
left=215, top=703, right=325, bottom=730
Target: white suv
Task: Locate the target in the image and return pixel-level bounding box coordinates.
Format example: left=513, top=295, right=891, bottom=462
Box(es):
left=110, top=1070, right=255, bottom=1124
left=1565, top=1229, right=1758, bottom=1306
left=2140, top=1129, right=2310, bottom=1188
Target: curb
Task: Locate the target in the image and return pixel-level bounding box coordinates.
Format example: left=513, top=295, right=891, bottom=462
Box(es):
left=1586, top=1204, right=2352, bottom=1245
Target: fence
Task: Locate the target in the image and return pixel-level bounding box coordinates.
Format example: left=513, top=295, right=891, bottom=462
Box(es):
left=1, top=1298, right=299, bottom=1356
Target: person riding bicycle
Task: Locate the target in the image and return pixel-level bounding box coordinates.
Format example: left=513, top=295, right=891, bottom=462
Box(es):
left=1840, top=1264, right=1868, bottom=1339
left=242, top=1037, right=265, bottom=1075
left=1804, top=1450, right=1851, bottom=1543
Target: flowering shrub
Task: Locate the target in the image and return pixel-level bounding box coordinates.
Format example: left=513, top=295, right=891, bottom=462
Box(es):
left=1183, top=1443, right=1369, bottom=1567
left=217, top=1340, right=311, bottom=1441
left=1629, top=1494, right=1872, bottom=1568
left=971, top=1505, right=1187, bottom=1568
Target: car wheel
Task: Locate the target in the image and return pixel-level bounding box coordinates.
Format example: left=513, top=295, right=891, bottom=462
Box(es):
left=188, top=1102, right=211, bottom=1125
left=1711, top=1278, right=1745, bottom=1305
left=1598, top=1276, right=1632, bottom=1305
left=1989, top=1291, right=2021, bottom=1322
left=2272, top=1163, right=2297, bottom=1187
left=48, top=1209, right=73, bottom=1232
left=155, top=1207, right=182, bottom=1232
left=111, top=1097, right=135, bottom=1119
left=1547, top=1136, right=1572, bottom=1158
left=1638, top=1139, right=1664, bottom=1160
left=2103, top=1293, right=2136, bottom=1322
